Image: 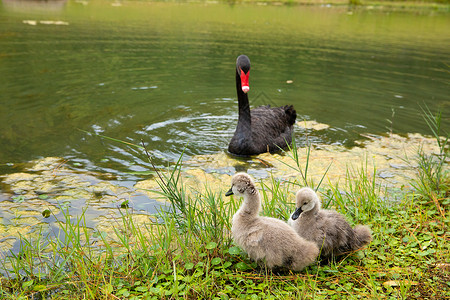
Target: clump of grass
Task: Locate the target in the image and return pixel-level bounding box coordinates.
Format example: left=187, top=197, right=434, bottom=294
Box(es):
left=410, top=105, right=448, bottom=199
left=276, top=135, right=331, bottom=191
left=140, top=141, right=235, bottom=250
left=324, top=158, right=386, bottom=222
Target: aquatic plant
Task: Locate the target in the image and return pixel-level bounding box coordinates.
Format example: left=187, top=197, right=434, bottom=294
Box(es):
left=404, top=105, right=449, bottom=206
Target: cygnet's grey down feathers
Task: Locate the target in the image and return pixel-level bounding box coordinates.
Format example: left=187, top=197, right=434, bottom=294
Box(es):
left=288, top=187, right=372, bottom=258
left=226, top=173, right=319, bottom=271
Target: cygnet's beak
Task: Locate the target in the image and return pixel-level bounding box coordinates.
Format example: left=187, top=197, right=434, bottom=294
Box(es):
left=291, top=207, right=303, bottom=220
left=225, top=187, right=234, bottom=196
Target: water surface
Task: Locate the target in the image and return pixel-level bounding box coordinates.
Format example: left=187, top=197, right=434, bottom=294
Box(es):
left=0, top=1, right=449, bottom=176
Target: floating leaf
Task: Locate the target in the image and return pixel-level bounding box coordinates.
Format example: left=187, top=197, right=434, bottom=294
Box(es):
left=211, top=257, right=222, bottom=265
left=185, top=262, right=194, bottom=270
left=42, top=209, right=51, bottom=218
left=12, top=195, right=25, bottom=203
left=38, top=194, right=49, bottom=200
left=205, top=242, right=217, bottom=250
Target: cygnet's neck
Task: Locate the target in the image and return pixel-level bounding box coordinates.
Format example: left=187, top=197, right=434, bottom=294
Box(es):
left=302, top=202, right=319, bottom=217
left=237, top=189, right=261, bottom=218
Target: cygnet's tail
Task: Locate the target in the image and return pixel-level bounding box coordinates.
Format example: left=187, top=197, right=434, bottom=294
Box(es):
left=353, top=225, right=372, bottom=250
left=292, top=238, right=319, bottom=271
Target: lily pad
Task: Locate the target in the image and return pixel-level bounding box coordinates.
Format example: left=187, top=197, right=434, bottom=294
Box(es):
left=42, top=209, right=51, bottom=218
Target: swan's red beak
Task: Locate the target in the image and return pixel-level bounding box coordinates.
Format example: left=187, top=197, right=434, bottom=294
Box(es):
left=240, top=68, right=250, bottom=93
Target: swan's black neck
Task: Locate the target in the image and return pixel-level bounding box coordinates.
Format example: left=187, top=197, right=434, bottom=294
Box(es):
left=236, top=71, right=251, bottom=136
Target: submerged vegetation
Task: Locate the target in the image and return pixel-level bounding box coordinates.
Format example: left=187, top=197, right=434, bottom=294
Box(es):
left=0, top=109, right=448, bottom=299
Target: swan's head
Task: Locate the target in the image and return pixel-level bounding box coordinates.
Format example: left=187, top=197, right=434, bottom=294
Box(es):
left=225, top=172, right=256, bottom=197
left=291, top=187, right=320, bottom=220
left=236, top=55, right=250, bottom=94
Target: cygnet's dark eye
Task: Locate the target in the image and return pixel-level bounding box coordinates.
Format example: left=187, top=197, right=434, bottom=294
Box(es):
left=238, top=187, right=245, bottom=193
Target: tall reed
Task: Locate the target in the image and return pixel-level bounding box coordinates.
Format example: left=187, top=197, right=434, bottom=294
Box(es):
left=411, top=105, right=448, bottom=199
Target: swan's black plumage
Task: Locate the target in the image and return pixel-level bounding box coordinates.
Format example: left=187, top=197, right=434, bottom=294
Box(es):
left=228, top=55, right=297, bottom=156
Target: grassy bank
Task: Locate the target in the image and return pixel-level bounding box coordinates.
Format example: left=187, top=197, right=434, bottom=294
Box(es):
left=0, top=111, right=448, bottom=299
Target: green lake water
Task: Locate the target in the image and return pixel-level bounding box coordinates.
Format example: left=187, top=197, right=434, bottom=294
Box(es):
left=0, top=1, right=449, bottom=177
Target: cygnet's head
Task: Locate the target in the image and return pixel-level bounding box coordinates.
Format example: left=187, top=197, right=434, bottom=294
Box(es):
left=291, top=187, right=320, bottom=220
left=225, top=172, right=256, bottom=197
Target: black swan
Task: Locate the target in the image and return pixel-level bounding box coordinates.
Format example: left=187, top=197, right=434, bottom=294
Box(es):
left=228, top=55, right=297, bottom=156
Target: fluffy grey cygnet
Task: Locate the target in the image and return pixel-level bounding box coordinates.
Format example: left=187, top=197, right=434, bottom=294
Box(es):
left=225, top=173, right=319, bottom=271
left=288, top=187, right=372, bottom=258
